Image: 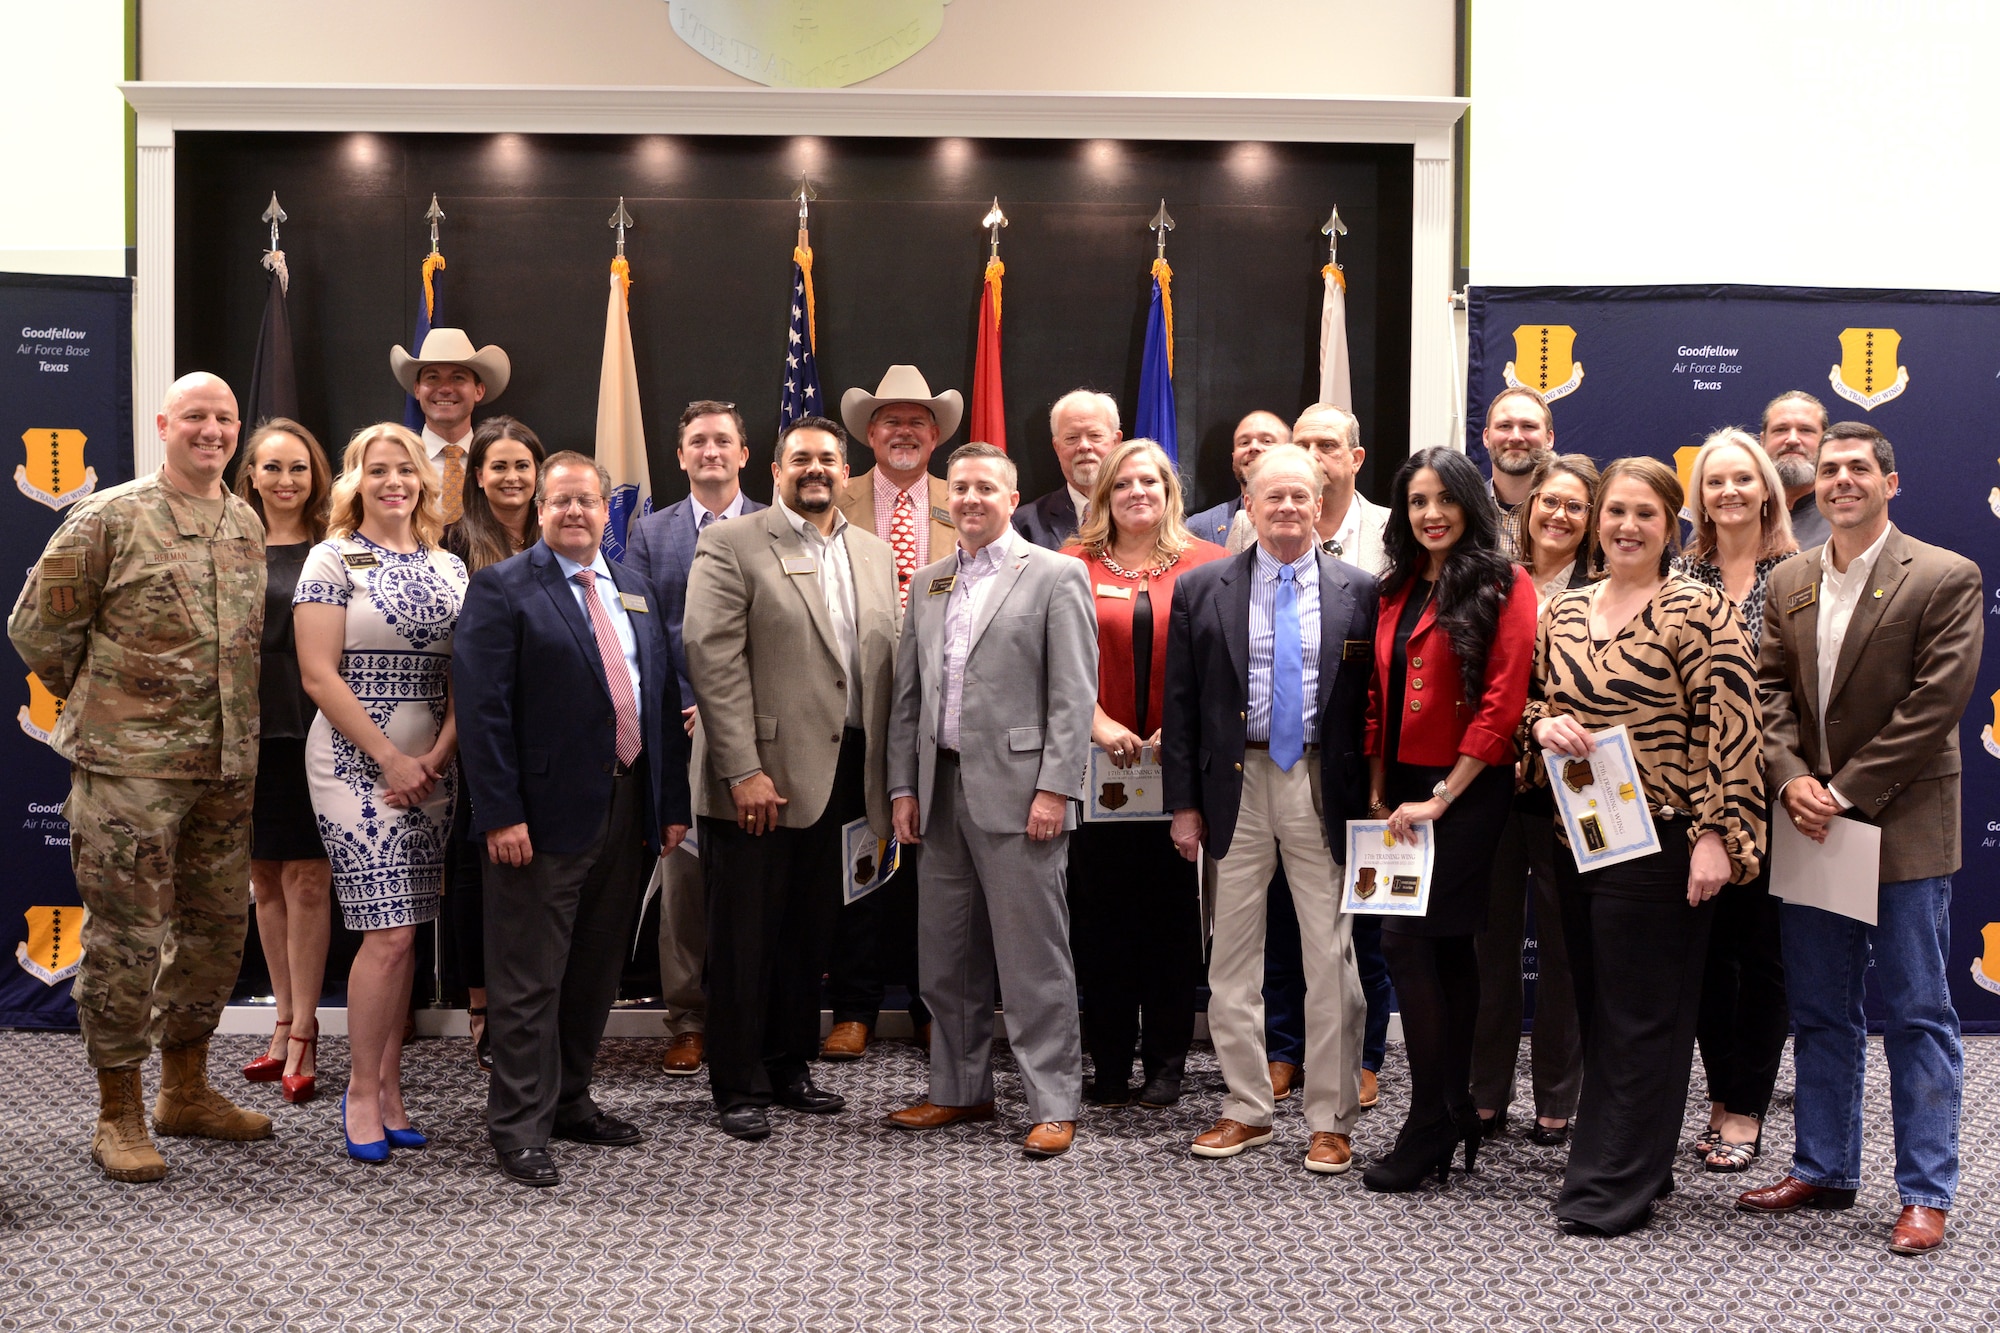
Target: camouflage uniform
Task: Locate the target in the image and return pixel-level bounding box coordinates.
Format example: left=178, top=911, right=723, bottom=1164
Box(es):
left=8, top=473, right=265, bottom=1070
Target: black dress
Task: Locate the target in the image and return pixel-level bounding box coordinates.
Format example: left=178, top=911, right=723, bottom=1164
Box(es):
left=1381, top=582, right=1513, bottom=939
left=251, top=541, right=326, bottom=861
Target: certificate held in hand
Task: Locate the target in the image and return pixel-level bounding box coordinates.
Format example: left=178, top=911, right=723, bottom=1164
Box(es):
left=1544, top=723, right=1663, bottom=873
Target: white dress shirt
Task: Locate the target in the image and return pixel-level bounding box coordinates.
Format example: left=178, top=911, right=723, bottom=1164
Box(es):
left=1320, top=491, right=1366, bottom=563
left=777, top=496, right=864, bottom=727
left=1812, top=523, right=1893, bottom=810
left=550, top=546, right=644, bottom=731
left=420, top=423, right=471, bottom=468
left=940, top=527, right=1018, bottom=752
left=1245, top=545, right=1324, bottom=745
left=1066, top=484, right=1091, bottom=528
left=689, top=488, right=748, bottom=538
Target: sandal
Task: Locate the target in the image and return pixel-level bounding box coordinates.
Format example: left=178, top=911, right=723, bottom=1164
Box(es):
left=1689, top=1127, right=1722, bottom=1160
left=1704, top=1127, right=1763, bottom=1173
left=468, top=1005, right=492, bottom=1073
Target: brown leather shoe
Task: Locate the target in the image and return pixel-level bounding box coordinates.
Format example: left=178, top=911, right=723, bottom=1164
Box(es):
left=820, top=1021, right=869, bottom=1061
left=1269, top=1062, right=1300, bottom=1103
left=1304, top=1131, right=1353, bottom=1174
left=661, top=1032, right=704, bottom=1076
left=1023, top=1121, right=1075, bottom=1157
left=1888, top=1205, right=1948, bottom=1255
left=1190, top=1117, right=1274, bottom=1158
left=1358, top=1069, right=1379, bottom=1109
left=884, top=1100, right=995, bottom=1130
left=1735, top=1175, right=1858, bottom=1213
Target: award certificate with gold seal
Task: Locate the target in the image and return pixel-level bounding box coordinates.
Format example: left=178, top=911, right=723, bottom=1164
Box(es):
left=1544, top=724, right=1662, bottom=872
left=1080, top=745, right=1169, bottom=823
left=1341, top=819, right=1435, bottom=917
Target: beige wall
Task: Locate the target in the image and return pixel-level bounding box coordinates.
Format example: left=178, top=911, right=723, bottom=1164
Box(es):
left=140, top=0, right=1454, bottom=96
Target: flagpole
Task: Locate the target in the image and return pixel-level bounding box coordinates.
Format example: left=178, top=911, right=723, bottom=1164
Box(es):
left=971, top=198, right=1008, bottom=451
left=1318, top=205, right=1353, bottom=412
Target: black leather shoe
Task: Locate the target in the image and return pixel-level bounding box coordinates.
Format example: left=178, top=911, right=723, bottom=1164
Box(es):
left=1137, top=1074, right=1182, bottom=1108
left=496, top=1146, right=559, bottom=1187
left=718, top=1104, right=773, bottom=1140
left=776, top=1075, right=846, bottom=1114
left=552, top=1111, right=643, bottom=1146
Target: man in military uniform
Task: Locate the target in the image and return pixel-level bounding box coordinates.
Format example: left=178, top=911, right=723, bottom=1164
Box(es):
left=9, top=371, right=272, bottom=1182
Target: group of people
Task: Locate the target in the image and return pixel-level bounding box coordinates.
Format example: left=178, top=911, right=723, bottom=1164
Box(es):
left=12, top=331, right=1979, bottom=1256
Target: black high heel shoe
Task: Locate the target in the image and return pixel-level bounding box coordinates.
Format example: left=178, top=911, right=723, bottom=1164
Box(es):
left=1362, top=1114, right=1465, bottom=1193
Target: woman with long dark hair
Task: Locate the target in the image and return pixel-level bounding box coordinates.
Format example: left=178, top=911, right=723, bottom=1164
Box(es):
left=1361, top=447, right=1537, bottom=1192
left=439, top=416, right=544, bottom=1071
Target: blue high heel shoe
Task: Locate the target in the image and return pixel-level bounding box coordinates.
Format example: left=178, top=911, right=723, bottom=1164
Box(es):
left=385, top=1124, right=428, bottom=1150
left=342, top=1093, right=390, bottom=1163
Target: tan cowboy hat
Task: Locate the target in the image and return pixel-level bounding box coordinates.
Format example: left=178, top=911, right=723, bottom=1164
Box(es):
left=840, top=365, right=963, bottom=442
left=390, top=327, right=512, bottom=400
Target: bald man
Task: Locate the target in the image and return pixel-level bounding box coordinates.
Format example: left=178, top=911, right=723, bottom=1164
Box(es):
left=10, top=373, right=273, bottom=1182
left=1188, top=410, right=1290, bottom=546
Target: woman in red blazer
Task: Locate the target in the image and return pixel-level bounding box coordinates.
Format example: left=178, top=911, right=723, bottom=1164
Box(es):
left=1361, top=447, right=1537, bottom=1192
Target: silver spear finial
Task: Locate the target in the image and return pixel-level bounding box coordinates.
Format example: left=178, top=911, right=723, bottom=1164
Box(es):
left=1149, top=199, right=1176, bottom=260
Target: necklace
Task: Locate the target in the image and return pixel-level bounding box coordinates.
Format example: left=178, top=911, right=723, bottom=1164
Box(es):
left=1100, top=549, right=1180, bottom=581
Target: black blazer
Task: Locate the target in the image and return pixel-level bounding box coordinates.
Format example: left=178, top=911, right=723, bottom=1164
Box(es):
left=1011, top=487, right=1081, bottom=552
left=1161, top=544, right=1378, bottom=859
left=452, top=541, right=692, bottom=856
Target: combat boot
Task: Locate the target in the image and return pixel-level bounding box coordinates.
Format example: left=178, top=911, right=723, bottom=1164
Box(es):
left=154, top=1039, right=274, bottom=1141
left=93, top=1067, right=168, bottom=1182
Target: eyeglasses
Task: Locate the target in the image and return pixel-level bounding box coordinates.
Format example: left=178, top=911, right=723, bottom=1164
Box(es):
left=687, top=401, right=737, bottom=412
left=543, top=495, right=605, bottom=513
left=1534, top=494, right=1589, bottom=519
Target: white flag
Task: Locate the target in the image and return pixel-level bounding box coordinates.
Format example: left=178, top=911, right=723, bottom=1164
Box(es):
left=1318, top=264, right=1352, bottom=411
left=596, top=258, right=652, bottom=561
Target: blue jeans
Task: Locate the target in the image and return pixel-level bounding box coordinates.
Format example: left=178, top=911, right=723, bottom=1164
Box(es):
left=1266, top=867, right=1391, bottom=1071
left=1781, top=877, right=1963, bottom=1209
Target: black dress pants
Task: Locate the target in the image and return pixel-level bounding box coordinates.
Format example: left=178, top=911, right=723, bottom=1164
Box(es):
left=825, top=853, right=932, bottom=1030
left=484, top=762, right=649, bottom=1152
left=702, top=729, right=864, bottom=1111
left=1068, top=820, right=1201, bottom=1088
left=1555, top=826, right=1716, bottom=1234
left=1694, top=870, right=1789, bottom=1119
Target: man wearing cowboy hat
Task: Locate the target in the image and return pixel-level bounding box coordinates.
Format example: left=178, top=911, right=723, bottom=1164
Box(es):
left=390, top=327, right=512, bottom=525
left=817, top=365, right=963, bottom=1063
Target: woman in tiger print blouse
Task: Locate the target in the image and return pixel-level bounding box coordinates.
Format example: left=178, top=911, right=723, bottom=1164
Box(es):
left=1522, top=456, right=1766, bottom=1238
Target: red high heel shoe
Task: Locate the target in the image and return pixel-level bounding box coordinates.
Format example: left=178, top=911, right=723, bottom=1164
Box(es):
left=281, top=1026, right=318, bottom=1104
left=242, top=1018, right=290, bottom=1082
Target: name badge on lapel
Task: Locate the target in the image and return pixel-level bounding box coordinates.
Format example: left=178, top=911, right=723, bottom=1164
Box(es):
left=928, top=574, right=957, bottom=597
left=781, top=556, right=817, bottom=576
left=342, top=551, right=381, bottom=570
left=1343, top=639, right=1372, bottom=662
left=619, top=591, right=649, bottom=613
left=931, top=506, right=955, bottom=528
left=1095, top=583, right=1132, bottom=600
left=1785, top=584, right=1817, bottom=614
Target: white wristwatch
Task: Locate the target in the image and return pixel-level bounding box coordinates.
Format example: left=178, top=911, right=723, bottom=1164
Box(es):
left=1431, top=780, right=1456, bottom=805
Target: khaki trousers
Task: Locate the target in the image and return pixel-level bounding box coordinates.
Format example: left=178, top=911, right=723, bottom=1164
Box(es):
left=1207, top=751, right=1363, bottom=1134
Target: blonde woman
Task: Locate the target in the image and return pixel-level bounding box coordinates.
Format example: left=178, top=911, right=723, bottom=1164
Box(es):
left=295, top=423, right=469, bottom=1162
left=1679, top=427, right=1798, bottom=1174
left=1060, top=439, right=1225, bottom=1107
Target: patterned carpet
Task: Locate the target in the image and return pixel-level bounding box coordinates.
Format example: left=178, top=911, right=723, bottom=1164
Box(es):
left=0, top=1030, right=1995, bottom=1332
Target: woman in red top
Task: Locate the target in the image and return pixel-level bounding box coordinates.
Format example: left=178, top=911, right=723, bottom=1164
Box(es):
left=1362, top=447, right=1537, bottom=1191
left=1062, top=439, right=1226, bottom=1108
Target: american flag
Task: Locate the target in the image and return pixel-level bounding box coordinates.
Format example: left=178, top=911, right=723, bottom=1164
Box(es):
left=778, top=245, right=822, bottom=430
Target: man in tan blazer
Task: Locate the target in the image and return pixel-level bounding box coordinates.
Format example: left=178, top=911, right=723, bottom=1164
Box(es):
left=818, top=365, right=963, bottom=1063
left=1737, top=422, right=1983, bottom=1258
left=682, top=414, right=901, bottom=1142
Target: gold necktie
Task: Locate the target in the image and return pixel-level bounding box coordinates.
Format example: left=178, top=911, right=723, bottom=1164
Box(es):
left=439, top=444, right=466, bottom=526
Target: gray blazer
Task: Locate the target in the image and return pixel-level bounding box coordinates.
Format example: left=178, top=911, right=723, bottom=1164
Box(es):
left=889, top=533, right=1098, bottom=836
left=683, top=504, right=900, bottom=837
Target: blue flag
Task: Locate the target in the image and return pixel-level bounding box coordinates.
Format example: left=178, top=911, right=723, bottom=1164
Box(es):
left=402, top=253, right=444, bottom=431
left=779, top=245, right=822, bottom=430
left=1134, top=258, right=1176, bottom=460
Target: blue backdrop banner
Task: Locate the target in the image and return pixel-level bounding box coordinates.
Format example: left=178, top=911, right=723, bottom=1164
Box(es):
left=0, top=272, right=135, bottom=1028
left=1467, top=282, right=2000, bottom=1032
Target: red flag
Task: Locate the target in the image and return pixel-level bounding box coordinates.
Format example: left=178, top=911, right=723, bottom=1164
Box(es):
left=970, top=257, right=1006, bottom=451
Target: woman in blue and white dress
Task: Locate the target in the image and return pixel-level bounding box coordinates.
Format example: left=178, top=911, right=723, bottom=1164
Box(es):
left=295, top=422, right=468, bottom=1163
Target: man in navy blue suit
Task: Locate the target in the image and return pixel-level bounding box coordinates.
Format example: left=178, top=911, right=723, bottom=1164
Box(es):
left=621, top=401, right=766, bottom=1078
left=1011, top=389, right=1120, bottom=551
left=1185, top=409, right=1290, bottom=547
left=454, top=451, right=692, bottom=1188
left=1163, top=444, right=1377, bottom=1175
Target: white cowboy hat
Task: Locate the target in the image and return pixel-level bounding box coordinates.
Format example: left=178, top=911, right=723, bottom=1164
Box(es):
left=390, top=327, right=512, bottom=400
left=840, top=365, right=963, bottom=443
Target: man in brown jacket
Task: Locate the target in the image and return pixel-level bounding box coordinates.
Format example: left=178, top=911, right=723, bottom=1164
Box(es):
left=1737, top=422, right=1983, bottom=1257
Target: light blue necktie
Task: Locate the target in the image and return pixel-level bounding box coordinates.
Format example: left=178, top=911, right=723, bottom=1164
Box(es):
left=1271, top=563, right=1304, bottom=772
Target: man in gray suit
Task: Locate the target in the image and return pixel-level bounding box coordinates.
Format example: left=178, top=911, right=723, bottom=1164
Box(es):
left=622, top=400, right=766, bottom=1078
left=885, top=442, right=1098, bottom=1158
left=682, top=415, right=901, bottom=1141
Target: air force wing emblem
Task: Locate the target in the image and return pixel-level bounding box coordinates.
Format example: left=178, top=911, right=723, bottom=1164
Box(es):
left=1974, top=922, right=2000, bottom=997
left=1502, top=325, right=1585, bottom=403
left=17, top=906, right=82, bottom=986
left=1829, top=328, right=1909, bottom=411
left=16, top=429, right=97, bottom=510
left=18, top=673, right=63, bottom=745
